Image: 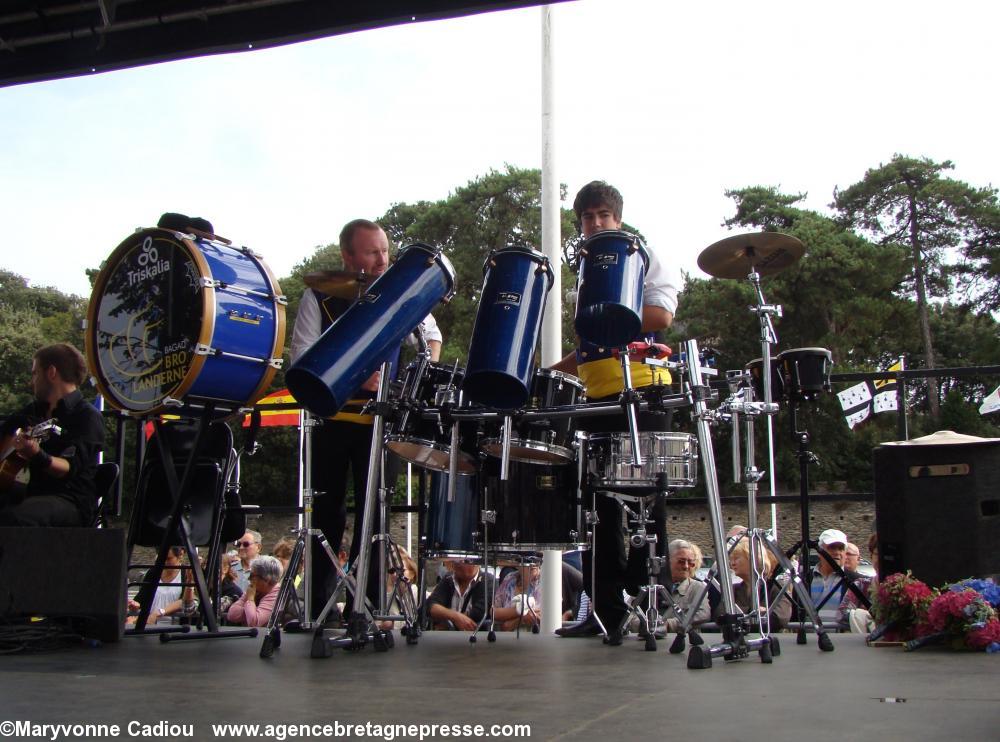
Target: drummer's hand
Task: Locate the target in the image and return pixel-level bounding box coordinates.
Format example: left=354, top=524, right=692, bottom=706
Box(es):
left=361, top=369, right=381, bottom=393
left=451, top=612, right=477, bottom=631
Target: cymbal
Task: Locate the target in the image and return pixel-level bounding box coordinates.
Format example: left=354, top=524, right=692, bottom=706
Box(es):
left=303, top=270, right=371, bottom=299
left=697, top=232, right=805, bottom=279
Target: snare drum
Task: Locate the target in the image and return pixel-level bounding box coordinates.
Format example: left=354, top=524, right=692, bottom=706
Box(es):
left=481, top=458, right=586, bottom=554
left=746, top=356, right=785, bottom=402
left=588, top=432, right=698, bottom=491
left=463, top=247, right=554, bottom=409
left=777, top=347, right=832, bottom=402
left=424, top=471, right=481, bottom=560
left=481, top=369, right=585, bottom=465
left=574, top=230, right=649, bottom=348
left=86, top=228, right=286, bottom=415
left=385, top=362, right=477, bottom=474
left=287, top=243, right=455, bottom=418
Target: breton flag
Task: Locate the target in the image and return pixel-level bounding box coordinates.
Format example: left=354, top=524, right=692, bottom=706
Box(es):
left=981, top=385, right=1000, bottom=416
left=837, top=359, right=903, bottom=429
left=242, top=389, right=301, bottom=428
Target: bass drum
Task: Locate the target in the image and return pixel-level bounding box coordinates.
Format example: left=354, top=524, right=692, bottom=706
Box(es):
left=86, top=228, right=286, bottom=416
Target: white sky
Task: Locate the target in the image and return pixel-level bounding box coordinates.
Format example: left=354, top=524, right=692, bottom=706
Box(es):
left=1, top=0, right=997, bottom=299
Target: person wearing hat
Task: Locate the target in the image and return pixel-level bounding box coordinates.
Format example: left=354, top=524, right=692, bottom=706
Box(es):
left=811, top=528, right=848, bottom=625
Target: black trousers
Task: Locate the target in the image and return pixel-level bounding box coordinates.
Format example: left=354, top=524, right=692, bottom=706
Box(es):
left=580, top=402, right=670, bottom=629
left=0, top=493, right=85, bottom=527
left=309, top=419, right=379, bottom=619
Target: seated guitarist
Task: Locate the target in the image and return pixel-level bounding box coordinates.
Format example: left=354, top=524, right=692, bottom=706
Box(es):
left=0, top=343, right=104, bottom=526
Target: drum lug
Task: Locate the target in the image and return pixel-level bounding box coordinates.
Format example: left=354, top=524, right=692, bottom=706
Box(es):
left=199, top=277, right=222, bottom=289
left=162, top=396, right=184, bottom=408
left=275, top=295, right=289, bottom=305
left=194, top=343, right=217, bottom=356
left=239, top=245, right=262, bottom=259
left=267, top=357, right=284, bottom=369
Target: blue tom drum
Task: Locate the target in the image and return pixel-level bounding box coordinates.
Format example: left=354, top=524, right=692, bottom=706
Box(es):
left=463, top=246, right=554, bottom=409
left=287, top=243, right=456, bottom=418
left=424, top=471, right=481, bottom=560
left=574, top=230, right=649, bottom=348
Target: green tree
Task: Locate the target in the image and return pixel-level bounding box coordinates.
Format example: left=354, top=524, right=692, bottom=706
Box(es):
left=672, top=187, right=917, bottom=490
left=832, top=155, right=1000, bottom=419
left=377, top=165, right=578, bottom=363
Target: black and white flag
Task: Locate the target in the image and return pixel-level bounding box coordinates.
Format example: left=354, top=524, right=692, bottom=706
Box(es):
left=837, top=359, right=902, bottom=429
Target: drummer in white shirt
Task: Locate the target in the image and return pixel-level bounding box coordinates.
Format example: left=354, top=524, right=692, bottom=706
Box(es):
left=551, top=181, right=680, bottom=645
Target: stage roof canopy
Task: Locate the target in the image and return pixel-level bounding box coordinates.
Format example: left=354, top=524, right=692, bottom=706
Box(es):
left=0, top=0, right=556, bottom=88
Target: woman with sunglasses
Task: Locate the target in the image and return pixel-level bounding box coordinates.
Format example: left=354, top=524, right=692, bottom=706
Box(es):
left=657, top=539, right=711, bottom=637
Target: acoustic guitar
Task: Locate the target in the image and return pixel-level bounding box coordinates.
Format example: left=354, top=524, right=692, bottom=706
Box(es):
left=0, top=419, right=63, bottom=493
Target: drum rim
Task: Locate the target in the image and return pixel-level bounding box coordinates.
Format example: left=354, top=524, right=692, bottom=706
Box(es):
left=481, top=437, right=575, bottom=464
left=532, top=367, right=585, bottom=389
left=481, top=245, right=555, bottom=288
left=587, top=431, right=698, bottom=443
left=487, top=542, right=589, bottom=554
left=242, top=246, right=286, bottom=410
left=578, top=229, right=649, bottom=270
left=86, top=227, right=214, bottom=416
left=384, top=435, right=477, bottom=473
left=776, top=347, right=833, bottom=360
left=396, top=242, right=457, bottom=303
left=422, top=549, right=482, bottom=561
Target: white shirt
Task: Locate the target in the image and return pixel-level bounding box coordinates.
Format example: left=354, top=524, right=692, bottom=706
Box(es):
left=290, top=287, right=443, bottom=363
left=641, top=241, right=680, bottom=316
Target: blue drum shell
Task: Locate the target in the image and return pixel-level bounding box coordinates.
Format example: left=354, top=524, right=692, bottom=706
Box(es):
left=464, top=247, right=553, bottom=409
left=425, top=471, right=480, bottom=559
left=188, top=240, right=284, bottom=405
left=287, top=244, right=455, bottom=418
left=574, top=230, right=648, bottom=348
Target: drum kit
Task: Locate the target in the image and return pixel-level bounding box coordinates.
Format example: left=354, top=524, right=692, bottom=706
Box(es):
left=85, top=221, right=836, bottom=668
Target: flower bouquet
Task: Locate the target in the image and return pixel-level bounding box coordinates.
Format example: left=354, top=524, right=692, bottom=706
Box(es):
left=868, top=572, right=933, bottom=643
left=906, top=578, right=1000, bottom=653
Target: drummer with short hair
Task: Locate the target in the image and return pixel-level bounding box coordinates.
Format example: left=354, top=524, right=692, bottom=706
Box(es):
left=551, top=181, right=680, bottom=645
left=290, top=218, right=442, bottom=618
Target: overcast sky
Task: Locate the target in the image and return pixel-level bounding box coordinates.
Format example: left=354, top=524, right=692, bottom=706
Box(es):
left=1, top=0, right=997, bottom=299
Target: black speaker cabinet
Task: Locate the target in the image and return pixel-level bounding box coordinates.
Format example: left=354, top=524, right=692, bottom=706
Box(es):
left=0, top=526, right=126, bottom=642
left=874, top=436, right=1000, bottom=587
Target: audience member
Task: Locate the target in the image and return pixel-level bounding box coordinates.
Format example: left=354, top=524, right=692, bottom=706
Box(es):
left=724, top=537, right=793, bottom=631
left=659, top=539, right=711, bottom=636
left=840, top=533, right=879, bottom=633
left=426, top=561, right=496, bottom=631
left=126, top=546, right=195, bottom=625
left=233, top=530, right=262, bottom=591
left=811, top=528, right=848, bottom=625
left=217, top=549, right=244, bottom=616
left=380, top=547, right=419, bottom=630
left=227, top=555, right=281, bottom=627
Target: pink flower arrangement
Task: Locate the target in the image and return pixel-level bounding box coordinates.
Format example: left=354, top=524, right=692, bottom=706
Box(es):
left=922, top=586, right=1000, bottom=652
left=870, top=572, right=933, bottom=642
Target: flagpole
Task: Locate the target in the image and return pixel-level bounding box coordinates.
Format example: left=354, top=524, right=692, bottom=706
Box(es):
left=896, top=355, right=908, bottom=441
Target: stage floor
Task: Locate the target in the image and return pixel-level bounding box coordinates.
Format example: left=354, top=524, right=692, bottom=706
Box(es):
left=0, top=629, right=996, bottom=741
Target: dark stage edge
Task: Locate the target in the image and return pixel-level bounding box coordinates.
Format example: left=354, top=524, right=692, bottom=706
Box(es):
left=0, top=630, right=996, bottom=741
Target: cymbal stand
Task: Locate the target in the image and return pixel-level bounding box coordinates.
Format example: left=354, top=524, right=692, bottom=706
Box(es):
left=781, top=398, right=842, bottom=650
left=746, top=266, right=781, bottom=535
left=681, top=339, right=770, bottom=669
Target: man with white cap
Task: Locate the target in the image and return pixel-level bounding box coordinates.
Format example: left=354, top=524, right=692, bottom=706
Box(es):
left=811, top=528, right=848, bottom=625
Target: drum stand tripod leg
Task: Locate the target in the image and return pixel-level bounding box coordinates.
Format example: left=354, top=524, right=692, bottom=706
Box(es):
left=617, top=497, right=668, bottom=651
left=260, top=528, right=309, bottom=658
